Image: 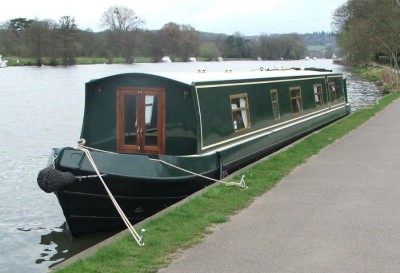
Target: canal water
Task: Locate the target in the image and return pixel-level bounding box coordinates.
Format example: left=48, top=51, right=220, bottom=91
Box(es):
left=0, top=59, right=381, bottom=273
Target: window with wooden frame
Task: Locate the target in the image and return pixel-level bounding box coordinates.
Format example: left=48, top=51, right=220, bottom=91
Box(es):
left=230, top=94, right=251, bottom=132
left=270, top=89, right=280, bottom=120
left=290, top=86, right=303, bottom=114
left=328, top=82, right=337, bottom=104
left=313, top=84, right=324, bottom=107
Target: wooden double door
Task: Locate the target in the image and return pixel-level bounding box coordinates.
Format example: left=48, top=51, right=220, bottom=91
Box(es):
left=117, top=88, right=165, bottom=154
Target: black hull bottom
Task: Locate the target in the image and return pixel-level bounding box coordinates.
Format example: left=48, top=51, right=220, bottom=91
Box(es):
left=55, top=175, right=216, bottom=236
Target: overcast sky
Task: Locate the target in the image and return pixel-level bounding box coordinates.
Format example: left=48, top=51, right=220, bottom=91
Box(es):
left=1, top=0, right=347, bottom=35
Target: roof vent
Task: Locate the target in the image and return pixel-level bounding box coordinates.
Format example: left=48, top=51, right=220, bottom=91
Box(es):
left=197, top=68, right=206, bottom=73
left=225, top=68, right=232, bottom=73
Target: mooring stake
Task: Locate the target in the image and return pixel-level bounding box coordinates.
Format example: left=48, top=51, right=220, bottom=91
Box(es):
left=140, top=229, right=146, bottom=245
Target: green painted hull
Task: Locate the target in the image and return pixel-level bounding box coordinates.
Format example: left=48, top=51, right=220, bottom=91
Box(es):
left=38, top=69, right=350, bottom=235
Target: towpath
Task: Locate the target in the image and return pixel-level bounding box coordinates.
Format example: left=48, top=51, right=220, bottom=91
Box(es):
left=159, top=98, right=400, bottom=273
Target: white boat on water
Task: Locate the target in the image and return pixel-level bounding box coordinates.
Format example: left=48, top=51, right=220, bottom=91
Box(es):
left=162, top=56, right=172, bottom=63
left=0, top=55, right=8, bottom=68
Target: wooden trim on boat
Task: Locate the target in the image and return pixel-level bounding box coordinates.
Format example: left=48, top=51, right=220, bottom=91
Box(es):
left=116, top=87, right=166, bottom=154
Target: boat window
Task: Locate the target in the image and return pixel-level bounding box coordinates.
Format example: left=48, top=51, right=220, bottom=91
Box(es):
left=270, top=89, right=280, bottom=120
left=145, top=95, right=158, bottom=146
left=290, top=87, right=303, bottom=114
left=328, top=82, right=337, bottom=104
left=145, top=95, right=155, bottom=125
left=230, top=94, right=251, bottom=132
left=313, top=84, right=324, bottom=107
left=124, top=95, right=137, bottom=145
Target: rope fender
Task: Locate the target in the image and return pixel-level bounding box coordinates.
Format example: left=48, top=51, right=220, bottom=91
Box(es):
left=37, top=167, right=75, bottom=193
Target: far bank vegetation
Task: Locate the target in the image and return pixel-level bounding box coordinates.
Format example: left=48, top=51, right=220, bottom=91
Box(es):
left=333, top=0, right=400, bottom=92
left=333, top=0, right=400, bottom=71
left=0, top=5, right=336, bottom=66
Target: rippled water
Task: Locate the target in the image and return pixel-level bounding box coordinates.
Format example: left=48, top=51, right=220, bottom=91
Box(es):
left=0, top=60, right=382, bottom=273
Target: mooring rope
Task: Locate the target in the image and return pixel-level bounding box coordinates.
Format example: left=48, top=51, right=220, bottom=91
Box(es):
left=149, top=158, right=247, bottom=189
left=77, top=139, right=145, bottom=246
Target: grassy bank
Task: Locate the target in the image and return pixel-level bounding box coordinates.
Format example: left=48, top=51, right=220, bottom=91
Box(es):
left=353, top=65, right=400, bottom=93
left=54, top=92, right=400, bottom=273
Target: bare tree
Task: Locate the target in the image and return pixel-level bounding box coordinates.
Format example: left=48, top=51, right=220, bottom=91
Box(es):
left=25, top=20, right=49, bottom=66
left=100, top=5, right=144, bottom=63
left=333, top=0, right=400, bottom=72
left=180, top=24, right=199, bottom=61
left=59, top=16, right=77, bottom=65
left=369, top=0, right=400, bottom=74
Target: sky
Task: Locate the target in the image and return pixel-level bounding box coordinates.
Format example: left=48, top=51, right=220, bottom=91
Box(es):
left=1, top=0, right=348, bottom=35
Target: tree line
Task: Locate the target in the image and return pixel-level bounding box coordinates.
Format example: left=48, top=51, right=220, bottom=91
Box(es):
left=333, top=0, right=400, bottom=71
left=0, top=5, right=310, bottom=66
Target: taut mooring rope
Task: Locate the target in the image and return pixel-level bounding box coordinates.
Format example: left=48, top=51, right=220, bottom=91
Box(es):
left=149, top=158, right=247, bottom=189
left=77, top=139, right=145, bottom=246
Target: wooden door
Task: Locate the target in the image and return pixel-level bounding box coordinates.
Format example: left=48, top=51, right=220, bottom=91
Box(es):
left=117, top=88, right=165, bottom=154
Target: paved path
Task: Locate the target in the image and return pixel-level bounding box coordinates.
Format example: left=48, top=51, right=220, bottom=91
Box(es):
left=159, top=99, right=400, bottom=273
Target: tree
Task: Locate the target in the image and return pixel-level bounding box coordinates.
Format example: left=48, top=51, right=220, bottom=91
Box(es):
left=199, top=42, right=220, bottom=61
left=369, top=0, right=400, bottom=73
left=4, top=18, right=34, bottom=56
left=333, top=0, right=400, bottom=71
left=225, top=32, right=251, bottom=59
left=47, top=21, right=61, bottom=65
left=100, top=5, right=144, bottom=63
left=252, top=33, right=306, bottom=60
left=180, top=24, right=199, bottom=61
left=141, top=30, right=164, bottom=63
left=59, top=16, right=77, bottom=65
left=160, top=22, right=182, bottom=60
left=7, top=18, right=34, bottom=38
left=25, top=20, right=51, bottom=66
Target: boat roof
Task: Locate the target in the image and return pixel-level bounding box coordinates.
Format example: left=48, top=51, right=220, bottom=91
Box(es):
left=90, top=68, right=342, bottom=87
left=144, top=68, right=341, bottom=86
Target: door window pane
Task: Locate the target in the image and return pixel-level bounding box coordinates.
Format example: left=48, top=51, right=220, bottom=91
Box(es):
left=124, top=95, right=137, bottom=145
left=145, top=95, right=158, bottom=146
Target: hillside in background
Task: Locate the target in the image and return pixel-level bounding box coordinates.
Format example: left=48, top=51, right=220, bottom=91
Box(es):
left=201, top=31, right=339, bottom=59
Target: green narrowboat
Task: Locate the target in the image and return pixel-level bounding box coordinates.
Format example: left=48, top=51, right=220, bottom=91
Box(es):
left=37, top=68, right=350, bottom=235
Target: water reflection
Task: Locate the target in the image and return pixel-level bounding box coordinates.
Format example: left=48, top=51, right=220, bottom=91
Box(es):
left=36, top=224, right=117, bottom=269
left=36, top=225, right=67, bottom=267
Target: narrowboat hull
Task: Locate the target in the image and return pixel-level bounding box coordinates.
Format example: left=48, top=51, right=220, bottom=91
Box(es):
left=51, top=148, right=219, bottom=235
left=37, top=69, right=351, bottom=235
left=55, top=171, right=217, bottom=235
left=50, top=103, right=348, bottom=235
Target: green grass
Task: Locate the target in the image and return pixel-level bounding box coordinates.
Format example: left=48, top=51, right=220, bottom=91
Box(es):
left=306, top=45, right=326, bottom=52
left=352, top=66, right=384, bottom=82
left=54, top=92, right=400, bottom=273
